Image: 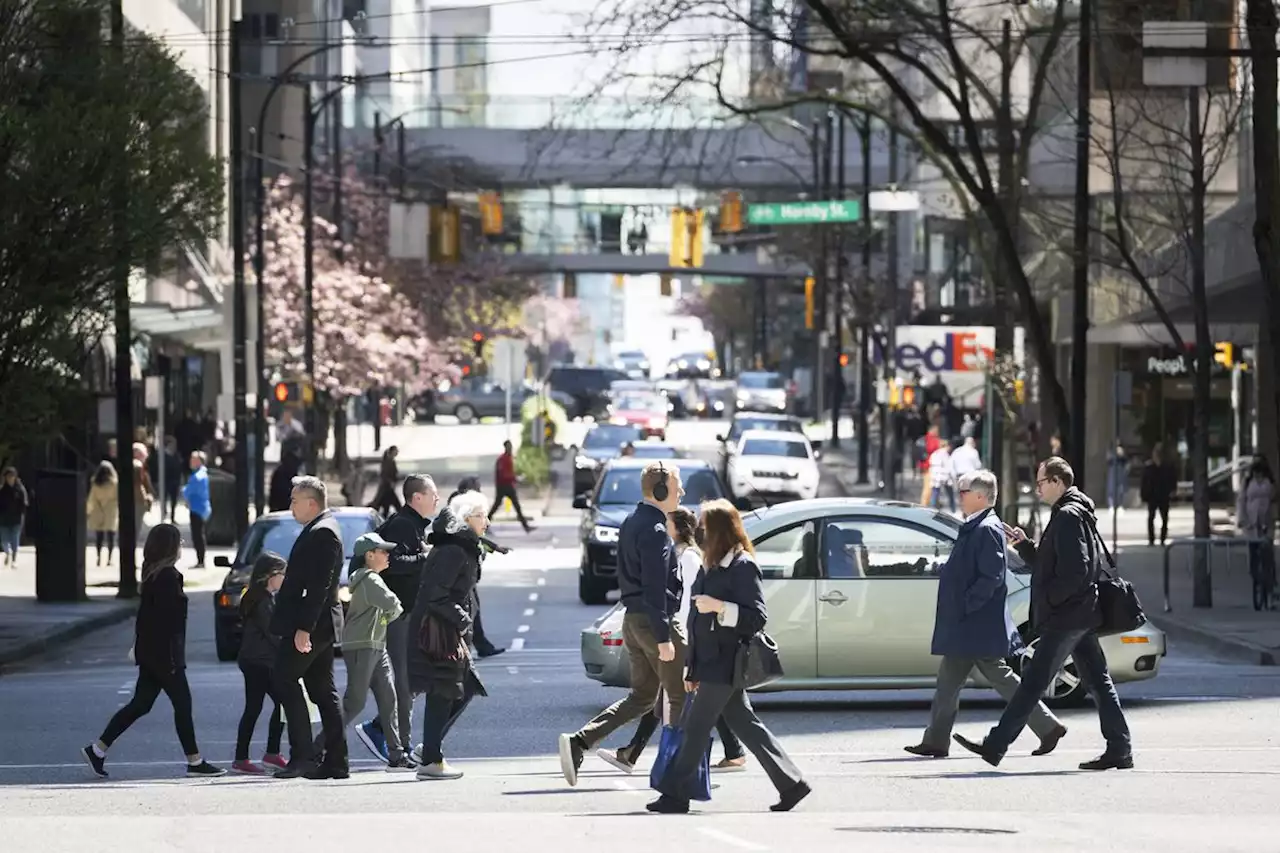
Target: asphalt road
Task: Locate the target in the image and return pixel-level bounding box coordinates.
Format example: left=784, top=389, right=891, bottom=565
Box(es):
left=2, top=426, right=1279, bottom=852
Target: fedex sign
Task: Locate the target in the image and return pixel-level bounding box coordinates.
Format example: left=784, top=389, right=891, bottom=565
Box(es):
left=872, top=326, right=1026, bottom=400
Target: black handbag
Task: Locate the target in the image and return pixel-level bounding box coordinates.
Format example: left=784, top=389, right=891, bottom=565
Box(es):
left=1086, top=517, right=1148, bottom=636
left=733, top=631, right=785, bottom=690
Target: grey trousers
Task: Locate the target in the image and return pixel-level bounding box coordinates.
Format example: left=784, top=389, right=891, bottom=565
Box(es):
left=922, top=655, right=1063, bottom=750
left=371, top=613, right=415, bottom=751
left=342, top=647, right=405, bottom=760
left=656, top=681, right=804, bottom=803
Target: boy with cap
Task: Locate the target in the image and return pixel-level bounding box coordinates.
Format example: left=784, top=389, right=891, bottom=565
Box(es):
left=338, top=532, right=411, bottom=769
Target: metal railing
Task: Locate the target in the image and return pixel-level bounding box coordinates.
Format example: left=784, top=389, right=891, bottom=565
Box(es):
left=1162, top=536, right=1274, bottom=612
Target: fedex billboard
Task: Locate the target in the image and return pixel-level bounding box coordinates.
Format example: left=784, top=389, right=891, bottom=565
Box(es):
left=871, top=326, right=1026, bottom=400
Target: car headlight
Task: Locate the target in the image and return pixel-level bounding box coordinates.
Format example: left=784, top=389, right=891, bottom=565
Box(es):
left=713, top=400, right=725, bottom=411
left=593, top=525, right=620, bottom=543
left=338, top=586, right=352, bottom=604
left=736, top=391, right=749, bottom=401
left=575, top=455, right=598, bottom=469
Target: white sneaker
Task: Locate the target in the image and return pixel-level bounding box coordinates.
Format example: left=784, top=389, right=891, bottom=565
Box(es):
left=595, top=747, right=636, bottom=774
left=415, top=760, right=463, bottom=780
left=411, top=744, right=424, bottom=765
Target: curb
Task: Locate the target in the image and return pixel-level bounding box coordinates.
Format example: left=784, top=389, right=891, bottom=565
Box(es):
left=0, top=601, right=138, bottom=673
left=1146, top=611, right=1278, bottom=667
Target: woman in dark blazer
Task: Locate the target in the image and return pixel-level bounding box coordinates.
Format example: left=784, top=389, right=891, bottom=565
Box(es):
left=648, top=498, right=809, bottom=814
left=406, top=491, right=489, bottom=780
left=82, top=523, right=223, bottom=778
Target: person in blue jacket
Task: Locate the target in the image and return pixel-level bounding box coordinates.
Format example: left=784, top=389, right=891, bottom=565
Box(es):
left=182, top=451, right=212, bottom=568
left=904, top=469, right=1067, bottom=759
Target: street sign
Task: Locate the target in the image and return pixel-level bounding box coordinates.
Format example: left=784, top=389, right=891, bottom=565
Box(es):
left=747, top=200, right=861, bottom=226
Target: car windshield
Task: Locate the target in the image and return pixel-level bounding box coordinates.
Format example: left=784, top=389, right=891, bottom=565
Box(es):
left=741, top=439, right=809, bottom=458
left=596, top=467, right=724, bottom=506
left=236, top=515, right=375, bottom=567
left=614, top=392, right=662, bottom=411
left=729, top=418, right=804, bottom=441
left=584, top=424, right=644, bottom=449
left=739, top=373, right=784, bottom=390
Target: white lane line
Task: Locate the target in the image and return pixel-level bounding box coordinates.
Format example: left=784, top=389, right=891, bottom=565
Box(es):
left=536, top=577, right=546, bottom=586
left=612, top=779, right=648, bottom=794
left=517, top=624, right=530, bottom=634
left=506, top=666, right=519, bottom=675
left=523, top=608, right=535, bottom=616
left=509, top=637, right=525, bottom=651
left=528, top=592, right=539, bottom=602
left=697, top=828, right=768, bottom=851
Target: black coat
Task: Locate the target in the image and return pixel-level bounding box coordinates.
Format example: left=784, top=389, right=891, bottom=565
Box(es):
left=1140, top=460, right=1177, bottom=505
left=270, top=510, right=345, bottom=641
left=0, top=481, right=27, bottom=527
left=135, top=564, right=188, bottom=675
left=686, top=551, right=768, bottom=686
left=616, top=502, right=681, bottom=643
left=406, top=509, right=488, bottom=701
left=1013, top=488, right=1103, bottom=634
left=378, top=505, right=431, bottom=611
left=238, top=593, right=280, bottom=669
left=268, top=459, right=300, bottom=513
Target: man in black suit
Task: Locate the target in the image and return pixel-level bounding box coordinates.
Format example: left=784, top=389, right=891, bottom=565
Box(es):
left=271, top=475, right=348, bottom=779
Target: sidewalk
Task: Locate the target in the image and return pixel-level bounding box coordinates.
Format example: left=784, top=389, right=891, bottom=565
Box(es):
left=821, top=445, right=1280, bottom=666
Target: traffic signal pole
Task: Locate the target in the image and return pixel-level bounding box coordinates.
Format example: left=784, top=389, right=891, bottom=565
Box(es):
left=830, top=111, right=846, bottom=448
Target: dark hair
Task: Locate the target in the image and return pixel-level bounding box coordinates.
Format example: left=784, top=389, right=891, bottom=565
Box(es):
left=700, top=498, right=754, bottom=569
left=668, top=506, right=698, bottom=549
left=447, top=475, right=482, bottom=504
left=141, top=523, right=182, bottom=584
left=93, top=460, right=116, bottom=487
left=1250, top=456, right=1274, bottom=483
left=240, top=550, right=286, bottom=618
left=403, top=473, right=437, bottom=504
left=1041, top=456, right=1075, bottom=488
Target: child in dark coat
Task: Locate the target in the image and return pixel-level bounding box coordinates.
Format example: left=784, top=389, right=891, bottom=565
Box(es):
left=232, top=551, right=288, bottom=774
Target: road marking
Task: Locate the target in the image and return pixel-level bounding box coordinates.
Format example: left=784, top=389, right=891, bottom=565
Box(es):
left=528, top=592, right=539, bottom=602
left=523, top=608, right=535, bottom=616
left=612, top=779, right=648, bottom=794
left=506, top=666, right=519, bottom=675
left=517, top=625, right=530, bottom=634
left=698, top=828, right=768, bottom=851
left=510, top=638, right=525, bottom=651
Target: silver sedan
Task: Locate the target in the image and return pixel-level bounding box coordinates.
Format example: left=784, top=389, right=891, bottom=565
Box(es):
left=581, top=498, right=1166, bottom=707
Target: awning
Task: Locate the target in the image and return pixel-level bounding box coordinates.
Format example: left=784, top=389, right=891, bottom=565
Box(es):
left=130, top=303, right=224, bottom=338
left=1086, top=321, right=1257, bottom=346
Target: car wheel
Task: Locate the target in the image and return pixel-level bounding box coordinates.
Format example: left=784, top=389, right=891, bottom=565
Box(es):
left=454, top=403, right=477, bottom=424
left=214, top=624, right=239, bottom=663
left=1009, top=627, right=1088, bottom=708
left=578, top=569, right=610, bottom=605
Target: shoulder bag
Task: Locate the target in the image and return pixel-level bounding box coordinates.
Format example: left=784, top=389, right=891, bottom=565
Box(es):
left=732, top=630, right=785, bottom=691
left=1085, top=515, right=1148, bottom=636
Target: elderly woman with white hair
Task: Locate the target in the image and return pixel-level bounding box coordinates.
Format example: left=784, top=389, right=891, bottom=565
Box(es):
left=405, top=489, right=491, bottom=780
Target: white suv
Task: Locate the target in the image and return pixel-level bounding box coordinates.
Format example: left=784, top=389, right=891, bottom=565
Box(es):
left=727, top=430, right=820, bottom=504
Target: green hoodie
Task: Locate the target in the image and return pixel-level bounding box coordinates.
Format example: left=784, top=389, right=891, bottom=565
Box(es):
left=341, top=567, right=404, bottom=652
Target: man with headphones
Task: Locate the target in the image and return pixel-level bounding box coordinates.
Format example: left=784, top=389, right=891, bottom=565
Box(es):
left=559, top=461, right=686, bottom=786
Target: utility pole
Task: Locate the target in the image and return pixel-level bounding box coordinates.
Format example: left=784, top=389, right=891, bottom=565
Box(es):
left=880, top=123, right=900, bottom=499
left=230, top=14, right=249, bottom=540
left=1069, top=0, right=1092, bottom=485
left=993, top=18, right=1016, bottom=518
left=813, top=114, right=832, bottom=421
left=857, top=116, right=873, bottom=484
left=831, top=111, right=846, bottom=447
left=303, top=86, right=317, bottom=457
left=110, top=0, right=137, bottom=598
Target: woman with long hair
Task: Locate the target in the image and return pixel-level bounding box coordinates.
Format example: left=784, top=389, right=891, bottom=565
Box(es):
left=1237, top=455, right=1276, bottom=610
left=86, top=460, right=119, bottom=567
left=82, top=523, right=224, bottom=778
left=369, top=446, right=402, bottom=515
left=599, top=506, right=747, bottom=774
left=648, top=499, right=808, bottom=814
left=232, top=551, right=288, bottom=774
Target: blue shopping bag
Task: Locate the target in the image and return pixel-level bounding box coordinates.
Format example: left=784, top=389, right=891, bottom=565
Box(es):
left=649, top=693, right=712, bottom=801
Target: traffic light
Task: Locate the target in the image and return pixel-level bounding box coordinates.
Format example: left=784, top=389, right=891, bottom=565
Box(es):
left=472, top=331, right=485, bottom=360
left=563, top=272, right=577, bottom=299
left=901, top=385, right=916, bottom=408
left=660, top=274, right=673, bottom=297
left=431, top=205, right=460, bottom=262
left=804, top=276, right=815, bottom=330
left=614, top=273, right=625, bottom=290
left=478, top=192, right=503, bottom=236
left=1214, top=342, right=1234, bottom=369
left=668, top=207, right=705, bottom=268
left=689, top=209, right=705, bottom=267
left=838, top=352, right=849, bottom=368
left=720, top=191, right=743, bottom=233
left=272, top=381, right=312, bottom=405
left=274, top=382, right=290, bottom=403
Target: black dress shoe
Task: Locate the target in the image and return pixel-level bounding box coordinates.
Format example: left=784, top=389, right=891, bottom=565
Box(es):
left=952, top=734, right=1004, bottom=767
left=1032, top=725, right=1068, bottom=757
left=477, top=647, right=506, bottom=659
left=904, top=743, right=948, bottom=758
left=770, top=780, right=812, bottom=812
left=273, top=761, right=317, bottom=779
left=1079, top=753, right=1133, bottom=771
left=646, top=795, right=690, bottom=814
left=303, top=764, right=350, bottom=780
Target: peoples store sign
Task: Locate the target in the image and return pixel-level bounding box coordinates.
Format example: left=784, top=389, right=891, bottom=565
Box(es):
left=870, top=326, right=1026, bottom=400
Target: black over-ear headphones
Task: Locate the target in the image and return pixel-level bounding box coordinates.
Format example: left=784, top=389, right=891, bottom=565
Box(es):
left=652, top=461, right=669, bottom=502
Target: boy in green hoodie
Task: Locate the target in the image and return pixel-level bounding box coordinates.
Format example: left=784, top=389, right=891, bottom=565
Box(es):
left=340, top=533, right=411, bottom=769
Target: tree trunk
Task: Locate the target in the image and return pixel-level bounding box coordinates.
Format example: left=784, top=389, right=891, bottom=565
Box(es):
left=1190, top=87, right=1212, bottom=606
left=333, top=401, right=349, bottom=476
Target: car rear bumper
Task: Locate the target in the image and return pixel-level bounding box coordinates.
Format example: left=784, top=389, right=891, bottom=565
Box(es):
left=581, top=629, right=629, bottom=687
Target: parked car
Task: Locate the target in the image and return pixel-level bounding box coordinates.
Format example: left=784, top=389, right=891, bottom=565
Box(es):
left=734, top=371, right=791, bottom=414
left=581, top=498, right=1167, bottom=706
left=572, top=456, right=742, bottom=604
left=715, top=412, right=808, bottom=479
left=726, top=429, right=821, bottom=505
left=548, top=365, right=629, bottom=419
left=572, top=423, right=645, bottom=496
left=212, top=507, right=382, bottom=662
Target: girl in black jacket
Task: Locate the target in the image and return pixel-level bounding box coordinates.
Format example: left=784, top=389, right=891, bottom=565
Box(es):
left=648, top=499, right=808, bottom=815
left=232, top=551, right=287, bottom=774
left=82, top=523, right=224, bottom=778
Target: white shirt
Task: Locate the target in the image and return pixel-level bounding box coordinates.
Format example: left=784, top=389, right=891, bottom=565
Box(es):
left=950, top=444, right=982, bottom=478
left=929, top=447, right=954, bottom=486
left=675, top=545, right=701, bottom=626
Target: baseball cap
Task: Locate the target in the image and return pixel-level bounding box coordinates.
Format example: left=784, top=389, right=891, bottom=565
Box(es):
left=353, top=532, right=396, bottom=558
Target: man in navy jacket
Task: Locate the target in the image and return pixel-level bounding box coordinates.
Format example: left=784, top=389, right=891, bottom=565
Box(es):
left=904, top=469, right=1066, bottom=759
left=558, top=462, right=686, bottom=786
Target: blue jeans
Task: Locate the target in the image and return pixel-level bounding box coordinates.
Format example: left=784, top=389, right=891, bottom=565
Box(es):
left=986, top=628, right=1131, bottom=757
left=931, top=485, right=956, bottom=512
left=0, top=524, right=19, bottom=558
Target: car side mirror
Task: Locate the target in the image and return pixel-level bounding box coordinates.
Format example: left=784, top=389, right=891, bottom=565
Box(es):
left=573, top=494, right=591, bottom=510
left=715, top=434, right=725, bottom=443
left=809, top=439, right=824, bottom=452
left=813, top=449, right=822, bottom=460
left=733, top=497, right=753, bottom=512
left=214, top=555, right=232, bottom=568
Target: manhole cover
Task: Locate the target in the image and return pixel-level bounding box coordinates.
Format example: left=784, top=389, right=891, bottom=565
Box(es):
left=839, top=827, right=1018, bottom=836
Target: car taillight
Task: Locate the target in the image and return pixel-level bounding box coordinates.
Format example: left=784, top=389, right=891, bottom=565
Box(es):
left=600, top=631, right=624, bottom=647
left=217, top=592, right=233, bottom=608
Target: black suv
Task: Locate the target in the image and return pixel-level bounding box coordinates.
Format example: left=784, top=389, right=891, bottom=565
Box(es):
left=548, top=365, right=628, bottom=419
